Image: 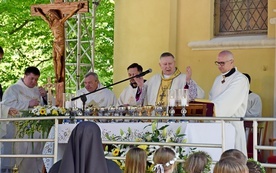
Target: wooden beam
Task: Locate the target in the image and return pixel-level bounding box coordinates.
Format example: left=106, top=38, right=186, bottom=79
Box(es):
left=31, top=1, right=89, bottom=16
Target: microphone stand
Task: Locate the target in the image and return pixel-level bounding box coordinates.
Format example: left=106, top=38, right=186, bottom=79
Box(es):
left=80, top=95, right=87, bottom=116
left=71, top=72, right=149, bottom=114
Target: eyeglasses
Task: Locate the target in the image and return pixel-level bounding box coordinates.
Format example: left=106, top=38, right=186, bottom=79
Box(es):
left=214, top=60, right=232, bottom=66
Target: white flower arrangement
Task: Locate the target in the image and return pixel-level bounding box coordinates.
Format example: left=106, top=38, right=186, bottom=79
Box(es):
left=16, top=105, right=67, bottom=138
left=103, top=121, right=193, bottom=172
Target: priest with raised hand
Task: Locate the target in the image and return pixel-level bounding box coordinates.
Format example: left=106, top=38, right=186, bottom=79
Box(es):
left=209, top=50, right=249, bottom=156
left=145, top=52, right=205, bottom=106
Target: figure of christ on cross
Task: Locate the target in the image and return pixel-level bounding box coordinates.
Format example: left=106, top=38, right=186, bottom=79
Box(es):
left=31, top=1, right=88, bottom=107
left=32, top=1, right=87, bottom=83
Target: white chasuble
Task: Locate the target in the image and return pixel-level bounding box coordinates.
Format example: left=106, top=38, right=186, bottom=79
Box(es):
left=117, top=85, right=139, bottom=106
left=117, top=84, right=147, bottom=106
left=76, top=83, right=117, bottom=108
left=209, top=68, right=249, bottom=156
left=1, top=78, right=44, bottom=173
left=2, top=79, right=44, bottom=110
left=145, top=73, right=205, bottom=106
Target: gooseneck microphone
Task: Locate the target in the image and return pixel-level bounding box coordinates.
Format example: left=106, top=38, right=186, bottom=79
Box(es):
left=137, top=68, right=152, bottom=77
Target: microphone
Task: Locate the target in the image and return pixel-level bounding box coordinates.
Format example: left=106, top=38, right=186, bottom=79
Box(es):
left=137, top=68, right=152, bottom=77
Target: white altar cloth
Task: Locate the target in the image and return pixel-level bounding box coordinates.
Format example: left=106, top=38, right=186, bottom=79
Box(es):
left=43, top=122, right=235, bottom=172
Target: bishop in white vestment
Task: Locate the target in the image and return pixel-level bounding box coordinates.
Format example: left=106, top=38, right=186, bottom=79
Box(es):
left=210, top=50, right=249, bottom=156
left=145, top=52, right=205, bottom=106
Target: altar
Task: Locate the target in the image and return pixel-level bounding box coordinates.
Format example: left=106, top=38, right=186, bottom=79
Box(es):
left=42, top=122, right=235, bottom=172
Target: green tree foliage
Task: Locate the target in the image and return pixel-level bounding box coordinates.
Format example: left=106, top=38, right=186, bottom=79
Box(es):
left=0, top=0, right=114, bottom=92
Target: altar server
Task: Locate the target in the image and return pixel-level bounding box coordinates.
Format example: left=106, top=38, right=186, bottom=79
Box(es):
left=76, top=72, right=117, bottom=108
left=243, top=73, right=262, bottom=117
left=209, top=50, right=249, bottom=156
left=117, top=63, right=147, bottom=106
left=145, top=52, right=205, bottom=106
left=2, top=66, right=47, bottom=173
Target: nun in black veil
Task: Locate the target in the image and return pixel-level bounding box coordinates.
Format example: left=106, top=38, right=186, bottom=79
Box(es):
left=49, top=121, right=122, bottom=173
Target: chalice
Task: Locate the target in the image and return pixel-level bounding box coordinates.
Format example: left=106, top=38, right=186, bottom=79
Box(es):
left=136, top=106, right=144, bottom=122
left=155, top=105, right=165, bottom=122
left=127, top=106, right=137, bottom=122
left=143, top=105, right=154, bottom=122
left=108, top=106, right=116, bottom=122
left=117, top=106, right=126, bottom=122
left=98, top=107, right=107, bottom=123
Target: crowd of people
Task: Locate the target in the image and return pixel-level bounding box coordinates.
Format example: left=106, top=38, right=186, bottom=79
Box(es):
left=49, top=121, right=265, bottom=173
left=0, top=46, right=264, bottom=173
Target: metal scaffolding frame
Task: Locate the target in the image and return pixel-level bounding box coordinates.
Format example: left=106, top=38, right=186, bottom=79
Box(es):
left=61, top=0, right=99, bottom=93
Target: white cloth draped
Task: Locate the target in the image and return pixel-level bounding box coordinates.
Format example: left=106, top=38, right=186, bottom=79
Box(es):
left=209, top=68, right=249, bottom=156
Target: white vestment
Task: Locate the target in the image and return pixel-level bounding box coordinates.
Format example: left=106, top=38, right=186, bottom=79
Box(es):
left=145, top=73, right=205, bottom=105
left=1, top=79, right=44, bottom=173
left=245, top=92, right=262, bottom=117
left=117, top=84, right=147, bottom=106
left=76, top=83, right=117, bottom=108
left=209, top=68, right=249, bottom=156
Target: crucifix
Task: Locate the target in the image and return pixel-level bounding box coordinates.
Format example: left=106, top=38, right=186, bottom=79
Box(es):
left=31, top=0, right=88, bottom=106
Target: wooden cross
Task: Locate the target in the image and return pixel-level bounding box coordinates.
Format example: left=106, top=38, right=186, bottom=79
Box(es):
left=31, top=1, right=88, bottom=17
left=31, top=0, right=88, bottom=107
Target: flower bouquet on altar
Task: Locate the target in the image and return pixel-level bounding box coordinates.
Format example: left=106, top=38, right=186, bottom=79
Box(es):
left=16, top=105, right=66, bottom=138
left=103, top=121, right=195, bottom=173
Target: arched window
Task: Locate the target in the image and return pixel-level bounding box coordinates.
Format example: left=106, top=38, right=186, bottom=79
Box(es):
left=214, top=0, right=268, bottom=36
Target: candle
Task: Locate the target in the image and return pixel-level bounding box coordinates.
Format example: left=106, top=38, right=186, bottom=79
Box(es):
left=65, top=101, right=71, bottom=109
left=62, top=93, right=66, bottom=108
left=181, top=98, right=187, bottom=106
left=47, top=93, right=52, bottom=106
left=169, top=98, right=175, bottom=107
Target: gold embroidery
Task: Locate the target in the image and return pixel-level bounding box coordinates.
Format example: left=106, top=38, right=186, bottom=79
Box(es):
left=156, top=68, right=181, bottom=106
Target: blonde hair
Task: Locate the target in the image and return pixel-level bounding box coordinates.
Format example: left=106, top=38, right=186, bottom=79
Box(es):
left=184, top=151, right=212, bottom=173
left=124, top=147, right=147, bottom=173
left=220, top=149, right=247, bottom=165
left=153, top=147, right=176, bottom=172
left=214, top=157, right=249, bottom=173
